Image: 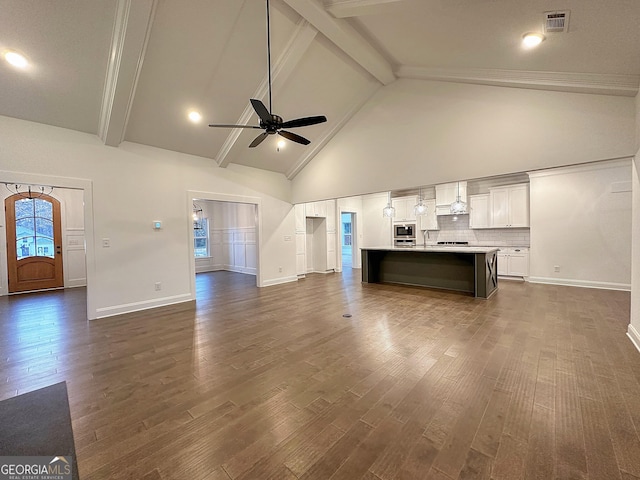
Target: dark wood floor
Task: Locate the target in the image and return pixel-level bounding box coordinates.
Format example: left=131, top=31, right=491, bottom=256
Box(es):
left=1, top=270, right=639, bottom=480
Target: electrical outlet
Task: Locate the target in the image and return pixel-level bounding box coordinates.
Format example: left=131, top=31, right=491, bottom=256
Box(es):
left=102, top=238, right=110, bottom=248
left=154, top=282, right=162, bottom=291
left=278, top=266, right=283, bottom=273
left=554, top=265, right=560, bottom=272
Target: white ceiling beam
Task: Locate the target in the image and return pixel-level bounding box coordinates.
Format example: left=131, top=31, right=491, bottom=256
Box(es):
left=286, top=84, right=381, bottom=179
left=216, top=20, right=318, bottom=168
left=396, top=66, right=640, bottom=97
left=325, top=0, right=409, bottom=18
left=282, top=0, right=395, bottom=85
left=98, top=0, right=157, bottom=147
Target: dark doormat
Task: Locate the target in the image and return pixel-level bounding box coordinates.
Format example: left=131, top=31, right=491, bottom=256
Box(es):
left=0, top=381, right=79, bottom=480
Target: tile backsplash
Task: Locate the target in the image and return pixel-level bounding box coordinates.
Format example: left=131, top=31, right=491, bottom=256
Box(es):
left=419, top=214, right=530, bottom=247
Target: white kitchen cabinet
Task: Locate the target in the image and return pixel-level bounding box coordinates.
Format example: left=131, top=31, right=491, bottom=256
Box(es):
left=417, top=199, right=438, bottom=231
left=468, top=194, right=491, bottom=229
left=490, top=184, right=529, bottom=228
left=391, top=196, right=418, bottom=222
left=435, top=181, right=467, bottom=216
left=295, top=232, right=306, bottom=275
left=497, top=247, right=529, bottom=277
left=305, top=200, right=327, bottom=218
left=325, top=199, right=336, bottom=232
left=294, top=204, right=306, bottom=233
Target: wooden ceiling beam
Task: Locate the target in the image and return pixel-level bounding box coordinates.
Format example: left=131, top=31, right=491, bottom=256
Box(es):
left=282, top=0, right=395, bottom=85
left=98, top=0, right=157, bottom=147
left=325, top=0, right=409, bottom=18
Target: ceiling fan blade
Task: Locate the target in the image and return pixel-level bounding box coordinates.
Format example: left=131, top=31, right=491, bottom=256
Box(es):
left=278, top=130, right=310, bottom=146
left=250, top=99, right=272, bottom=124
left=249, top=132, right=269, bottom=148
left=208, top=124, right=261, bottom=129
left=280, top=115, right=327, bottom=129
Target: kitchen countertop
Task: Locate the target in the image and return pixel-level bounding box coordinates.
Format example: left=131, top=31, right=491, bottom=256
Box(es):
left=362, top=245, right=499, bottom=254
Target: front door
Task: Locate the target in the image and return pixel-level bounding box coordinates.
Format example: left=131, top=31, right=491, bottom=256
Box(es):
left=5, top=193, right=64, bottom=293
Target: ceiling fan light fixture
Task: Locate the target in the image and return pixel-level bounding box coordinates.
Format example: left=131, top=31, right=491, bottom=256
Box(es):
left=522, top=32, right=545, bottom=48
left=207, top=0, right=327, bottom=148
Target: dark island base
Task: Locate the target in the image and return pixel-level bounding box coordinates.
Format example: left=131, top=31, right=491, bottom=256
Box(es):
left=362, top=249, right=498, bottom=299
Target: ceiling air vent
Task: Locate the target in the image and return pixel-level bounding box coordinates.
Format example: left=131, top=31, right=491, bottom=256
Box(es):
left=544, top=10, right=570, bottom=33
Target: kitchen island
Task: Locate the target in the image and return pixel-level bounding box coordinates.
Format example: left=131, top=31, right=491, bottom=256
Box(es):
left=361, top=246, right=499, bottom=298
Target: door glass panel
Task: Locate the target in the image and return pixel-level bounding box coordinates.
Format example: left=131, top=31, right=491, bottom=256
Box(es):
left=36, top=218, right=53, bottom=238
left=14, top=198, right=34, bottom=220
left=16, top=217, right=35, bottom=237
left=16, top=239, right=33, bottom=260
left=35, top=236, right=54, bottom=258
left=35, top=198, right=53, bottom=220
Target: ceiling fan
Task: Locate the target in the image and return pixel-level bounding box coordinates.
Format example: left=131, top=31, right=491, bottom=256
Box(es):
left=208, top=0, right=327, bottom=148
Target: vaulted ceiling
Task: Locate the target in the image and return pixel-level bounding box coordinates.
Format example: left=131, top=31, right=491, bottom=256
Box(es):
left=1, top=0, right=639, bottom=178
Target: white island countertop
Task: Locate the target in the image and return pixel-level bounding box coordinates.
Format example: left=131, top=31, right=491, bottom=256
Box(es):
left=362, top=245, right=500, bottom=254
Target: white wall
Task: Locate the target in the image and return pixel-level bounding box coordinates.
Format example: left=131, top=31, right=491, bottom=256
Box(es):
left=361, top=192, right=393, bottom=248
left=0, top=115, right=296, bottom=319
left=337, top=195, right=363, bottom=269
left=529, top=159, right=632, bottom=290
left=292, top=79, right=636, bottom=203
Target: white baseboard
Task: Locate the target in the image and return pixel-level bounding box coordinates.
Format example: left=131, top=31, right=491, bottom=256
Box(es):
left=95, top=293, right=194, bottom=319
left=262, top=275, right=298, bottom=287
left=528, top=276, right=631, bottom=292
left=627, top=324, right=640, bottom=354
left=224, top=265, right=256, bottom=275
left=195, top=265, right=223, bottom=273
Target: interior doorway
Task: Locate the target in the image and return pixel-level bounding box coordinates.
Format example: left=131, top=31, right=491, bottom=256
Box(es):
left=187, top=190, right=262, bottom=300
left=341, top=212, right=356, bottom=270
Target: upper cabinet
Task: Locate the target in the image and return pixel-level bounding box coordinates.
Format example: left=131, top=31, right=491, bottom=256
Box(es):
left=417, top=199, right=438, bottom=231
left=305, top=200, right=327, bottom=218
left=435, top=181, right=467, bottom=216
left=468, top=194, right=491, bottom=229
left=391, top=195, right=418, bottom=223
left=489, top=184, right=529, bottom=228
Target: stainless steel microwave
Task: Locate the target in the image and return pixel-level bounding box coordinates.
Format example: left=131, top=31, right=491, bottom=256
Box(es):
left=394, top=223, right=416, bottom=239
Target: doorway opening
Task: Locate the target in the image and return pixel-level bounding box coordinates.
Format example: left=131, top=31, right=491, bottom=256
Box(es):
left=187, top=191, right=262, bottom=301
left=341, top=212, right=356, bottom=270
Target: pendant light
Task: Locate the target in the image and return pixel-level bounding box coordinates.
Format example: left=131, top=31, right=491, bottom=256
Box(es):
left=414, top=188, right=427, bottom=216
left=450, top=181, right=467, bottom=214
left=382, top=192, right=395, bottom=218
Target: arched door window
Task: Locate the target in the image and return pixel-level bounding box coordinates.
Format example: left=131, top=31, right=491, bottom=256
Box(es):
left=15, top=197, right=55, bottom=259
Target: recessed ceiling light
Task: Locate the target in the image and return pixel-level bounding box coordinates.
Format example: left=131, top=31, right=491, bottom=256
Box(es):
left=4, top=51, right=28, bottom=69
left=522, top=32, right=545, bottom=48
left=188, top=111, right=202, bottom=123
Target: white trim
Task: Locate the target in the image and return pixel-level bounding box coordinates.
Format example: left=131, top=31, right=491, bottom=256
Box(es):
left=95, top=293, right=193, bottom=319
left=396, top=66, right=640, bottom=97
left=627, top=324, right=640, bottom=354
left=528, top=276, right=631, bottom=292
left=262, top=275, right=298, bottom=287
left=326, top=0, right=409, bottom=18
left=527, top=158, right=633, bottom=179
